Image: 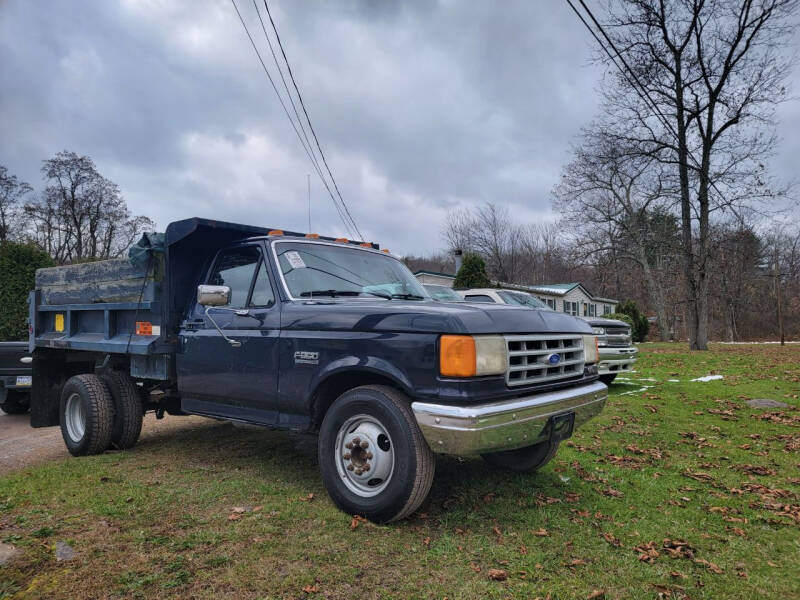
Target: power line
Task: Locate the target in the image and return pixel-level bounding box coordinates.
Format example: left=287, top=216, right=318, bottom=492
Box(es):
left=262, top=0, right=364, bottom=241
left=229, top=0, right=358, bottom=239
left=566, top=0, right=727, bottom=204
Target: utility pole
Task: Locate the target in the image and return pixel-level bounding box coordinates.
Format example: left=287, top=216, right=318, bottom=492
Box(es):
left=775, top=247, right=785, bottom=346
left=307, top=174, right=311, bottom=231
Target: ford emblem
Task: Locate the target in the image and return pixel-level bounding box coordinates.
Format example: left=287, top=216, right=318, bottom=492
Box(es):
left=547, top=353, right=561, bottom=365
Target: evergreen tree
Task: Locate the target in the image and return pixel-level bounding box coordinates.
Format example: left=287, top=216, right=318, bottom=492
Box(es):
left=453, top=253, right=491, bottom=288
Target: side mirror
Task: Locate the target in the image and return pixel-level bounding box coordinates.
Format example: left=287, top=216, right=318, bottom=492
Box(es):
left=198, top=285, right=231, bottom=306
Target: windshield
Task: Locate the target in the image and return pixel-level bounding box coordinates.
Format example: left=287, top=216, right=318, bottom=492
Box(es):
left=497, top=290, right=551, bottom=310
left=423, top=284, right=464, bottom=302
left=274, top=241, right=429, bottom=300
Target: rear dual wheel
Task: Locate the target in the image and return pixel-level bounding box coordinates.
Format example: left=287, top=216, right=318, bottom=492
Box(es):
left=60, top=372, right=144, bottom=456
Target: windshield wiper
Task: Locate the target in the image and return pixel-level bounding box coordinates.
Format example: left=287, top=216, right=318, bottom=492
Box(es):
left=299, top=289, right=392, bottom=300
left=391, top=293, right=426, bottom=300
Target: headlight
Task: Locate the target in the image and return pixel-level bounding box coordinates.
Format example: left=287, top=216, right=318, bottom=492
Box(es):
left=591, top=327, right=605, bottom=335
left=440, top=334, right=507, bottom=377
left=582, top=335, right=599, bottom=364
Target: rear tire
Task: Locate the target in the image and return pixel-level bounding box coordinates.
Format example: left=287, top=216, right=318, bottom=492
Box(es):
left=318, top=385, right=435, bottom=523
left=599, top=373, right=617, bottom=385
left=59, top=374, right=114, bottom=456
left=101, top=371, right=143, bottom=449
left=0, top=389, right=30, bottom=414
left=481, top=439, right=560, bottom=473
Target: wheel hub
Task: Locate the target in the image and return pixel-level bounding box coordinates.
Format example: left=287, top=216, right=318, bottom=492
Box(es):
left=335, top=416, right=394, bottom=497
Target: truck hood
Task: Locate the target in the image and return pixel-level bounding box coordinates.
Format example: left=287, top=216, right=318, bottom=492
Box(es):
left=581, top=317, right=630, bottom=328
left=281, top=299, right=593, bottom=335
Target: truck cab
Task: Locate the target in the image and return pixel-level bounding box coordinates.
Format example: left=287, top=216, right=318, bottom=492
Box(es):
left=30, top=218, right=608, bottom=522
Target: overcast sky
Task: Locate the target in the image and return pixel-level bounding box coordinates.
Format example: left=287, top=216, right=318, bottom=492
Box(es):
left=1, top=1, right=798, bottom=255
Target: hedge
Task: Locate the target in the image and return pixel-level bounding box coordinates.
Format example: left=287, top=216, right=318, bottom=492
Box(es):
left=0, top=242, right=54, bottom=341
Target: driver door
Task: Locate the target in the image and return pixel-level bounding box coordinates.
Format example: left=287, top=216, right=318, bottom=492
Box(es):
left=177, top=243, right=281, bottom=424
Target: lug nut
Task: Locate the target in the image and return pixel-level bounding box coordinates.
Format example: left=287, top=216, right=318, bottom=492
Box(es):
left=363, top=464, right=371, bottom=472
left=365, top=452, right=373, bottom=459
left=347, top=464, right=354, bottom=471
left=343, top=453, right=351, bottom=460
left=345, top=442, right=353, bottom=450
left=360, top=441, right=368, bottom=449
left=352, top=437, right=361, bottom=445
left=355, top=468, right=363, bottom=475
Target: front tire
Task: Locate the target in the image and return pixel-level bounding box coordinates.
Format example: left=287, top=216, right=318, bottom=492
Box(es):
left=0, top=389, right=30, bottom=414
left=60, top=374, right=114, bottom=456
left=481, top=439, right=560, bottom=473
left=599, top=373, right=617, bottom=385
left=318, top=385, right=435, bottom=523
left=101, top=371, right=143, bottom=449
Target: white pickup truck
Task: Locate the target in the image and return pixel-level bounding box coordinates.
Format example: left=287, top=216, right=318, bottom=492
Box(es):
left=456, top=288, right=638, bottom=384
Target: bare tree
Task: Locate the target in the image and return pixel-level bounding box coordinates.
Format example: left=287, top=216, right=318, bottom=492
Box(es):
left=554, top=126, right=679, bottom=340
left=25, top=151, right=154, bottom=263
left=0, top=165, right=32, bottom=243
left=443, top=203, right=525, bottom=283
left=598, top=0, right=798, bottom=349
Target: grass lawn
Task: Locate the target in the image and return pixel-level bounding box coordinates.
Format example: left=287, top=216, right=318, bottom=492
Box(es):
left=1, top=343, right=799, bottom=599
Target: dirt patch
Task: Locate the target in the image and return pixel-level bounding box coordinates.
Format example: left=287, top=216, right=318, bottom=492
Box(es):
left=0, top=411, right=215, bottom=475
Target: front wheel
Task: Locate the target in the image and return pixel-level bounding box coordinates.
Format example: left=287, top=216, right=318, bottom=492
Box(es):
left=481, top=439, right=560, bottom=473
left=318, top=385, right=435, bottom=523
left=599, top=373, right=617, bottom=385
left=60, top=374, right=114, bottom=456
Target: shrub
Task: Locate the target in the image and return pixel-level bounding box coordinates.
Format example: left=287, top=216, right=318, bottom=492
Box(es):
left=613, top=300, right=650, bottom=342
left=0, top=242, right=54, bottom=341
left=453, top=253, right=491, bottom=288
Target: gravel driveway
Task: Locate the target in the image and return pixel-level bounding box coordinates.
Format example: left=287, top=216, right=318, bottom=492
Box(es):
left=0, top=410, right=214, bottom=476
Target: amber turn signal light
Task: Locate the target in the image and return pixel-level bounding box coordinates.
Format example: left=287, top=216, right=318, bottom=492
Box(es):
left=439, top=335, right=476, bottom=377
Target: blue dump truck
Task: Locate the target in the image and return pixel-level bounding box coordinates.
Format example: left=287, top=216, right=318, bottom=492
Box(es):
left=29, top=218, right=607, bottom=522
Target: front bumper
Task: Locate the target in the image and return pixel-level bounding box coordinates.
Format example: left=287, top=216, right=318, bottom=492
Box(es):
left=0, top=374, right=32, bottom=390
left=411, top=380, right=607, bottom=455
left=597, top=346, right=638, bottom=376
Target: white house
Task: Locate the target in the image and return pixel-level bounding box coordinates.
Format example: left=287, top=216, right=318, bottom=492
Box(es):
left=412, top=271, right=617, bottom=317
left=413, top=270, right=457, bottom=287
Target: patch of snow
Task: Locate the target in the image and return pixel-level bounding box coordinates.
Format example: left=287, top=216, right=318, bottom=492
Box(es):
left=690, top=375, right=724, bottom=382
left=718, top=341, right=798, bottom=345
left=668, top=379, right=680, bottom=383
left=618, top=385, right=654, bottom=396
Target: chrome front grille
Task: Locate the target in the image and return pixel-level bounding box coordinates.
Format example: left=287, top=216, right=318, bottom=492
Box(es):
left=601, top=327, right=632, bottom=347
left=505, top=334, right=585, bottom=387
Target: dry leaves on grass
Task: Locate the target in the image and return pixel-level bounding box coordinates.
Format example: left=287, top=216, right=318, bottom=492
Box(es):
left=634, top=541, right=660, bottom=563
left=694, top=558, right=723, bottom=574
left=487, top=568, right=508, bottom=581
left=533, top=528, right=549, bottom=537
left=732, top=464, right=777, bottom=476
left=587, top=590, right=605, bottom=600
left=598, top=487, right=624, bottom=498
left=350, top=515, right=367, bottom=530
left=299, top=493, right=315, bottom=502
left=302, top=584, right=320, bottom=594
left=600, top=532, right=621, bottom=547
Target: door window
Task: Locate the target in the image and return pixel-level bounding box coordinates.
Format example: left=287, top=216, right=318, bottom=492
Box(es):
left=208, top=246, right=261, bottom=308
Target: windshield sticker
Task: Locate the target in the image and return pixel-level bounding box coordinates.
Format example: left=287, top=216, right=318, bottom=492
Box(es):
left=285, top=251, right=307, bottom=269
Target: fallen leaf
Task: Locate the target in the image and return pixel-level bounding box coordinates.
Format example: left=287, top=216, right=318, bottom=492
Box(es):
left=487, top=568, right=508, bottom=581
left=533, top=528, right=549, bottom=537
left=302, top=584, right=319, bottom=594
left=350, top=515, right=366, bottom=530
left=492, top=526, right=503, bottom=538
left=227, top=513, right=241, bottom=521
left=300, top=493, right=315, bottom=502
left=587, top=590, right=605, bottom=599
left=600, top=532, right=621, bottom=547
left=694, top=558, right=723, bottom=574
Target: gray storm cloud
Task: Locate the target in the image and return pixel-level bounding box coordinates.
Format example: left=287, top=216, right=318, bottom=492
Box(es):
left=1, top=1, right=797, bottom=253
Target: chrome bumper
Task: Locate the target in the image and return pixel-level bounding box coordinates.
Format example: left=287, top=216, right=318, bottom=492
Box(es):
left=597, top=346, right=638, bottom=375
left=411, top=381, right=608, bottom=455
